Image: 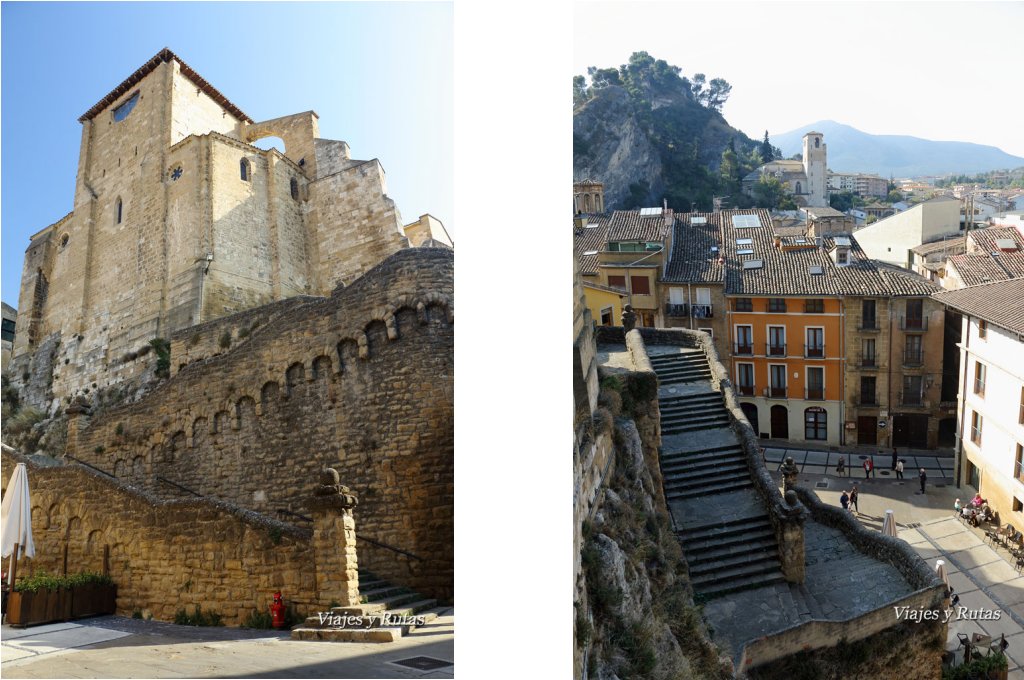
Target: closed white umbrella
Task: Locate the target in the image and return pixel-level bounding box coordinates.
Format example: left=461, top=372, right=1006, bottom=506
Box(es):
left=1, top=462, right=36, bottom=586
left=882, top=509, right=898, bottom=537
left=936, top=559, right=950, bottom=590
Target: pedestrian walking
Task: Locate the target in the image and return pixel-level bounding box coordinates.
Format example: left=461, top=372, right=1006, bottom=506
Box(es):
left=896, top=458, right=904, bottom=480
left=840, top=490, right=850, bottom=511
left=919, top=468, right=927, bottom=494
left=891, top=447, right=898, bottom=471
left=836, top=455, right=846, bottom=476
left=850, top=484, right=860, bottom=513
left=864, top=457, right=874, bottom=479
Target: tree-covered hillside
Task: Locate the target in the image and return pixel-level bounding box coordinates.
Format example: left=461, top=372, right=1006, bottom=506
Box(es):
left=574, top=52, right=784, bottom=212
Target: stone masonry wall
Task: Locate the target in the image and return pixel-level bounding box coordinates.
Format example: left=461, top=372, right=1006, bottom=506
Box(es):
left=1, top=448, right=318, bottom=626
left=66, top=248, right=453, bottom=601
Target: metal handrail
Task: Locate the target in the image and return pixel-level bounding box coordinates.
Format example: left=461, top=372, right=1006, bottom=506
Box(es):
left=65, top=455, right=115, bottom=478
left=274, top=509, right=423, bottom=561
left=157, top=476, right=203, bottom=497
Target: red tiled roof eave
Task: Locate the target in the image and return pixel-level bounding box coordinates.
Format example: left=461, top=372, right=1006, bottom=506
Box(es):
left=79, top=48, right=253, bottom=124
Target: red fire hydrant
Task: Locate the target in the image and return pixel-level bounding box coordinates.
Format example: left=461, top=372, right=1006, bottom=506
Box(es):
left=269, top=591, right=286, bottom=629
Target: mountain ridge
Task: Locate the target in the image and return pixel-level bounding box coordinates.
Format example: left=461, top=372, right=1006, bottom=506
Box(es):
left=766, top=120, right=1024, bottom=177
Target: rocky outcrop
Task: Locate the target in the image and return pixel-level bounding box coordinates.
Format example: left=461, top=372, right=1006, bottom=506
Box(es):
left=573, top=86, right=663, bottom=209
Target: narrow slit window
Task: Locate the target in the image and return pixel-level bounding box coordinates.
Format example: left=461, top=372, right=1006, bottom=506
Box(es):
left=240, top=159, right=250, bottom=182
left=290, top=177, right=299, bottom=200
left=116, top=198, right=123, bottom=225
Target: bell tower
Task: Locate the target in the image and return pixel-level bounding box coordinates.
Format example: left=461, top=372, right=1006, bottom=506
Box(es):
left=802, top=132, right=827, bottom=208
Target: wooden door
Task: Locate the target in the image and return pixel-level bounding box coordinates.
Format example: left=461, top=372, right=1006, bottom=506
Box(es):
left=771, top=405, right=789, bottom=439
left=857, top=416, right=877, bottom=445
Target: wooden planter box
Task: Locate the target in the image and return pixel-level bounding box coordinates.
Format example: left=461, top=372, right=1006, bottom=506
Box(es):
left=71, top=584, right=117, bottom=619
left=6, top=584, right=114, bottom=627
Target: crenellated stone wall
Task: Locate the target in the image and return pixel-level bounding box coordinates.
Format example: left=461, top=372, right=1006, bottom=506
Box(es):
left=62, top=248, right=453, bottom=601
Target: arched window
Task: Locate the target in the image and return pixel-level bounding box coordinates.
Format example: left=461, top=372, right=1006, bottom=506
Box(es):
left=290, top=177, right=299, bottom=200
left=240, top=159, right=250, bottom=182
left=795, top=181, right=802, bottom=195
left=116, top=198, right=123, bottom=224
left=815, top=137, right=820, bottom=149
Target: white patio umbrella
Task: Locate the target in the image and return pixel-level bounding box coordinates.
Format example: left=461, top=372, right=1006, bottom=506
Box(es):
left=882, top=509, right=898, bottom=537
left=936, top=559, right=950, bottom=591
left=1, top=462, right=36, bottom=586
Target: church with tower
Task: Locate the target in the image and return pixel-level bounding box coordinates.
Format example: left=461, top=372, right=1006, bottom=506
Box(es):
left=742, top=131, right=828, bottom=208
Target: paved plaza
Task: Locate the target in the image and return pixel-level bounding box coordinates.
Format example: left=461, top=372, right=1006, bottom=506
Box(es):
left=811, top=471, right=1024, bottom=679
left=0, top=609, right=454, bottom=678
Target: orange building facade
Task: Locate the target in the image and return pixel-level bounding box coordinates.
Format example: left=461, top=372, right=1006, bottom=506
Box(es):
left=728, top=296, right=845, bottom=444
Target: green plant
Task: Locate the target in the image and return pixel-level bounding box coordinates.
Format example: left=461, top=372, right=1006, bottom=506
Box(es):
left=575, top=611, right=592, bottom=646
left=115, top=423, right=124, bottom=436
left=328, top=600, right=340, bottom=609
left=5, top=406, right=45, bottom=435
left=943, top=651, right=1008, bottom=680
left=219, top=331, right=232, bottom=349
left=239, top=326, right=251, bottom=339
left=13, top=570, right=112, bottom=592
left=173, top=604, right=225, bottom=627
left=132, top=610, right=143, bottom=619
left=150, top=338, right=171, bottom=378
left=190, top=333, right=201, bottom=346
left=242, top=609, right=273, bottom=629
left=95, top=445, right=105, bottom=454
left=268, top=527, right=282, bottom=545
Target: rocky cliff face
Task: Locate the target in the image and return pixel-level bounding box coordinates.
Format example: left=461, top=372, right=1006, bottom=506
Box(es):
left=573, top=84, right=755, bottom=212
left=573, top=86, right=663, bottom=210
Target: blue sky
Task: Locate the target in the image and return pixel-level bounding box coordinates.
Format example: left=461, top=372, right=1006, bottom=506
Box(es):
left=0, top=1, right=453, bottom=308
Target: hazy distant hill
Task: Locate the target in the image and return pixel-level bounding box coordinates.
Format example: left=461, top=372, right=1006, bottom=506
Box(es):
left=770, top=120, right=1024, bottom=177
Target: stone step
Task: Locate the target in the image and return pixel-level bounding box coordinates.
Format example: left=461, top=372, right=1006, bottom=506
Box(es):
left=360, top=585, right=411, bottom=601
left=663, top=454, right=745, bottom=475
left=689, top=555, right=783, bottom=586
left=687, top=543, right=780, bottom=574
left=660, top=447, right=745, bottom=468
left=694, top=571, right=788, bottom=600
left=659, top=398, right=722, bottom=412
left=662, top=417, right=731, bottom=435
left=680, top=516, right=773, bottom=543
left=649, top=353, right=705, bottom=363
left=306, top=601, right=440, bottom=634
left=661, top=410, right=730, bottom=427
left=655, top=365, right=711, bottom=376
left=660, top=443, right=743, bottom=461
left=666, top=479, right=754, bottom=499
left=682, top=526, right=776, bottom=554
left=663, top=464, right=750, bottom=489
left=358, top=579, right=389, bottom=592
left=658, top=371, right=712, bottom=382
left=292, top=626, right=404, bottom=643
left=367, top=591, right=423, bottom=609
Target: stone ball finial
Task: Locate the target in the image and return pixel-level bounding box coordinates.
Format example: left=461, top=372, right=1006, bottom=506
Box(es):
left=309, top=466, right=358, bottom=510
left=785, top=490, right=798, bottom=506
left=320, top=468, right=340, bottom=487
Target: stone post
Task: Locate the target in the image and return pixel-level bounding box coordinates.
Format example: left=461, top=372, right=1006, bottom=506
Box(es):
left=64, top=397, right=91, bottom=457
left=778, top=490, right=806, bottom=583
left=779, top=456, right=799, bottom=493
left=308, top=468, right=360, bottom=607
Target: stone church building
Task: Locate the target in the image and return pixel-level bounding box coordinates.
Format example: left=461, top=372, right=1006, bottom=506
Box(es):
left=742, top=131, right=828, bottom=208
left=12, top=48, right=444, bottom=407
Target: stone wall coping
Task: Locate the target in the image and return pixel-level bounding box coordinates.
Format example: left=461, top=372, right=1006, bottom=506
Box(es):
left=1, top=447, right=310, bottom=540
left=736, top=585, right=945, bottom=671
left=793, top=484, right=943, bottom=590
left=623, top=329, right=654, bottom=374
left=309, top=158, right=382, bottom=187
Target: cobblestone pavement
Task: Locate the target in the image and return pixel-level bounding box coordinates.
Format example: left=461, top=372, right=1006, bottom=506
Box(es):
left=1, top=609, right=455, bottom=678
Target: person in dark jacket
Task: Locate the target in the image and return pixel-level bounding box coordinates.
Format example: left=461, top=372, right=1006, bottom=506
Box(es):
left=841, top=490, right=850, bottom=511
left=850, top=484, right=860, bottom=514
left=920, top=468, right=927, bottom=494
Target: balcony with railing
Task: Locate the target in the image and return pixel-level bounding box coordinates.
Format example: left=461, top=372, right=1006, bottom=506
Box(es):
left=858, top=319, right=880, bottom=332
left=738, top=383, right=755, bottom=397
left=804, top=344, right=825, bottom=358
left=690, top=304, right=713, bottom=319
left=900, top=391, right=924, bottom=407
left=665, top=303, right=689, bottom=317
left=900, top=316, right=928, bottom=331
left=903, top=350, right=924, bottom=367
left=766, top=342, right=787, bottom=357
left=805, top=387, right=825, bottom=401
left=767, top=385, right=787, bottom=399
left=859, top=354, right=878, bottom=370
left=974, top=379, right=986, bottom=398
left=856, top=392, right=878, bottom=406
left=734, top=342, right=754, bottom=356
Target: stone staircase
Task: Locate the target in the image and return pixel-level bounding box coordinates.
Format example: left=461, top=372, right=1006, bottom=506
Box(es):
left=652, top=348, right=786, bottom=600
left=660, top=442, right=753, bottom=500
left=649, top=351, right=712, bottom=385
left=291, top=571, right=445, bottom=642
left=677, top=515, right=786, bottom=598
left=659, top=392, right=732, bottom=436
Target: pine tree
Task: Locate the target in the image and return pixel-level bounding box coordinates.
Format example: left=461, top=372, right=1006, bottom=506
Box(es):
left=761, top=131, right=774, bottom=162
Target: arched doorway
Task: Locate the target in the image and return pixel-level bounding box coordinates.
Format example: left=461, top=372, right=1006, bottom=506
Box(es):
left=771, top=405, right=789, bottom=439
left=741, top=403, right=759, bottom=435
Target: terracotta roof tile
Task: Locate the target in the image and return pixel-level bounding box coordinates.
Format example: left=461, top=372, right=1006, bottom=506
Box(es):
left=934, top=279, right=1024, bottom=335
left=607, top=210, right=670, bottom=242
left=663, top=213, right=724, bottom=284
left=573, top=215, right=611, bottom=276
